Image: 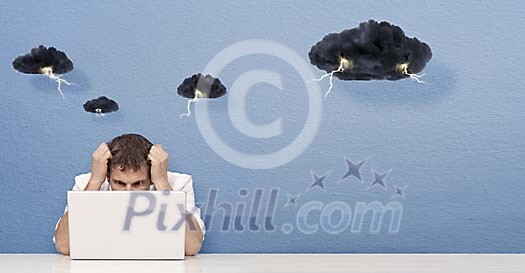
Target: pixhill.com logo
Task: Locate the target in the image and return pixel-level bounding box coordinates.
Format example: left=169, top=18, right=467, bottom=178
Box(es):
left=198, top=156, right=409, bottom=235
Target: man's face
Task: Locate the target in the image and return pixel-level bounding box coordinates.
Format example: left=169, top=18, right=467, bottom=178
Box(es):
left=108, top=164, right=152, bottom=191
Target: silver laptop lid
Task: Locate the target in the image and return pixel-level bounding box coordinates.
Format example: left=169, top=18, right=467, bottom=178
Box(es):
left=67, top=191, right=186, bottom=260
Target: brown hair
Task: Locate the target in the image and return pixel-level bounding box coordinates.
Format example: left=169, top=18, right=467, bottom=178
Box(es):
left=107, top=133, right=153, bottom=175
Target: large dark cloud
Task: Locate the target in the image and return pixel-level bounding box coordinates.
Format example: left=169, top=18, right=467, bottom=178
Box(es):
left=12, top=45, right=74, bottom=74
left=83, top=96, right=119, bottom=114
left=309, top=20, right=432, bottom=81
left=177, top=73, right=227, bottom=99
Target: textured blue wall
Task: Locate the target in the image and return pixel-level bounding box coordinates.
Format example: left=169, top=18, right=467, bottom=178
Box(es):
left=1, top=1, right=524, bottom=253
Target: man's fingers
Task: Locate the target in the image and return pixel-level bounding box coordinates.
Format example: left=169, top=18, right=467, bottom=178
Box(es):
left=150, top=144, right=165, bottom=155
left=97, top=143, right=110, bottom=154
left=149, top=148, right=157, bottom=158
left=149, top=145, right=168, bottom=164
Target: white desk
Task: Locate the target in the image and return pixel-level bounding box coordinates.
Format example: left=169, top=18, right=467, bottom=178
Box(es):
left=1, top=254, right=524, bottom=273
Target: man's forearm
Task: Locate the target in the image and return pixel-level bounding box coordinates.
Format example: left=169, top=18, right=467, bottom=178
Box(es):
left=185, top=213, right=204, bottom=256
left=153, top=179, right=172, bottom=191
left=55, top=212, right=70, bottom=255
left=84, top=178, right=103, bottom=191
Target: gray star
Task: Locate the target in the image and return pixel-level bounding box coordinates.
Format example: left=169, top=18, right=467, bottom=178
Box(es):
left=307, top=170, right=331, bottom=191
left=392, top=185, right=408, bottom=199
left=338, top=156, right=370, bottom=183
left=366, top=169, right=392, bottom=190
left=284, top=193, right=300, bottom=207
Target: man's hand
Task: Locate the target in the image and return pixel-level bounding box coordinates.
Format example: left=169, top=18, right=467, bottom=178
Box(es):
left=87, top=143, right=112, bottom=190
left=148, top=144, right=171, bottom=190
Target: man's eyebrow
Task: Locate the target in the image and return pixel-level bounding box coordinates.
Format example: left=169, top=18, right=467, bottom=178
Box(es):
left=113, top=180, right=146, bottom=184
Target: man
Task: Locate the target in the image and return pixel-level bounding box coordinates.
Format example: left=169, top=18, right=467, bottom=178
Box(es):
left=53, top=133, right=205, bottom=256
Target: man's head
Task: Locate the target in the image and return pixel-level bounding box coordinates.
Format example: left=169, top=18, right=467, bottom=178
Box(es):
left=107, top=133, right=153, bottom=191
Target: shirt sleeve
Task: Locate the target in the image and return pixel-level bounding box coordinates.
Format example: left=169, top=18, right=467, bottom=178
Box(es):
left=179, top=175, right=206, bottom=240
left=52, top=174, right=90, bottom=244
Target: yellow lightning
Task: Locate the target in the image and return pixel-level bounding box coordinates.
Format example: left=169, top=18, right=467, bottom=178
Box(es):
left=179, top=90, right=206, bottom=118
left=396, top=63, right=425, bottom=83
left=95, top=108, right=105, bottom=118
left=312, top=56, right=353, bottom=100
left=39, top=66, right=72, bottom=97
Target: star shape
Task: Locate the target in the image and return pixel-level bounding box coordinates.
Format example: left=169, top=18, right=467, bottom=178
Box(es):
left=338, top=156, right=370, bottom=183
left=366, top=169, right=392, bottom=190
left=284, top=193, right=300, bottom=207
left=392, top=185, right=408, bottom=199
left=306, top=170, right=331, bottom=191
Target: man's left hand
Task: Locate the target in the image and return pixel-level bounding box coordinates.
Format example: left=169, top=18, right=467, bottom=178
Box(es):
left=148, top=144, right=171, bottom=190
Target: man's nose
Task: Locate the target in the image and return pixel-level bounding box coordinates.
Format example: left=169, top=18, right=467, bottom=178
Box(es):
left=126, top=184, right=132, bottom=191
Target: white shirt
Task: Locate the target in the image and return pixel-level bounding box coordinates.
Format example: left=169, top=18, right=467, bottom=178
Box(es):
left=53, top=171, right=205, bottom=244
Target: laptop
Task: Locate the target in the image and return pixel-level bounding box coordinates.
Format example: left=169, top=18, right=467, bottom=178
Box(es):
left=67, top=191, right=186, bottom=260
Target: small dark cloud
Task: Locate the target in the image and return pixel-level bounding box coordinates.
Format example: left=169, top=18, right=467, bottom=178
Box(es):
left=177, top=73, right=227, bottom=99
left=83, top=96, right=119, bottom=114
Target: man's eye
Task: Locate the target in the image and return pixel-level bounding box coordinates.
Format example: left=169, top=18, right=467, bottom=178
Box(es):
left=118, top=182, right=126, bottom=186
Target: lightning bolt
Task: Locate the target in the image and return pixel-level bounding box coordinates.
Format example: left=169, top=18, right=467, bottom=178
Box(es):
left=312, top=56, right=352, bottom=100
left=396, top=63, right=426, bottom=83
left=179, top=90, right=205, bottom=118
left=95, top=108, right=105, bottom=118
left=40, top=66, right=72, bottom=97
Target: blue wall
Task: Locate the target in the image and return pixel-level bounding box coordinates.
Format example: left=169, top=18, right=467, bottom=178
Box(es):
left=1, top=1, right=524, bottom=253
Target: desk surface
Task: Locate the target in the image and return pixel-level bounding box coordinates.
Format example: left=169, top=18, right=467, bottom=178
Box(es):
left=1, top=254, right=524, bottom=273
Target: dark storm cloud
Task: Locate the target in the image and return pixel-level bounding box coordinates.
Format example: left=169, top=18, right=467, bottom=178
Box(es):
left=12, top=45, right=74, bottom=74
left=83, top=96, right=119, bottom=114
left=309, top=20, right=432, bottom=81
left=177, top=73, right=227, bottom=99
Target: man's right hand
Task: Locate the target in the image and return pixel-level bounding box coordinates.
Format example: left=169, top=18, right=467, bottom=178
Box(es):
left=87, top=143, right=112, bottom=189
